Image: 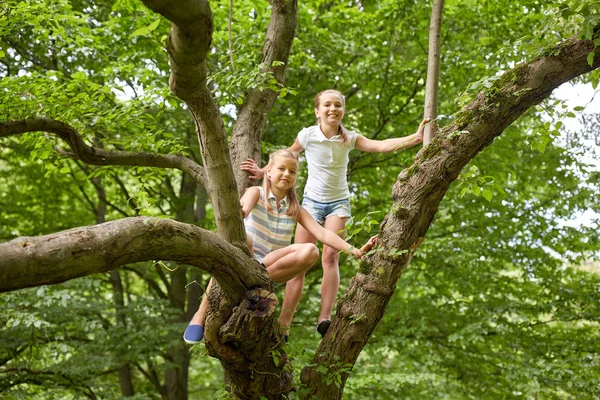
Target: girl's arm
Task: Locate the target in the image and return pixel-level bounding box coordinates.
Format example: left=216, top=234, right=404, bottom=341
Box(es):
left=297, top=207, right=364, bottom=258
left=241, top=139, right=304, bottom=179
left=354, top=118, right=430, bottom=153
left=288, top=139, right=304, bottom=155
left=240, top=187, right=260, bottom=218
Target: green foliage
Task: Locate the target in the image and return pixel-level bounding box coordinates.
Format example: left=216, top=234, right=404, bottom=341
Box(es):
left=457, top=165, right=506, bottom=201
left=310, top=355, right=353, bottom=388
left=1, top=0, right=599, bottom=398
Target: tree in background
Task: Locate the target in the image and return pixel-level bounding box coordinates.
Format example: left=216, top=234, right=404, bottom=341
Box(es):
left=1, top=0, right=599, bottom=399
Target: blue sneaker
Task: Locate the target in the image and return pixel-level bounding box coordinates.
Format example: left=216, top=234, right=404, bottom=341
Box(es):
left=183, top=324, right=204, bottom=344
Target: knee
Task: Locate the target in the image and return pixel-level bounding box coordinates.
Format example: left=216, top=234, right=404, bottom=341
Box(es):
left=321, top=246, right=339, bottom=267
left=299, top=243, right=319, bottom=264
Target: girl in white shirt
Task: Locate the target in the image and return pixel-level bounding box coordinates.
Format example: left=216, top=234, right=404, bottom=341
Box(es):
left=242, top=89, right=429, bottom=337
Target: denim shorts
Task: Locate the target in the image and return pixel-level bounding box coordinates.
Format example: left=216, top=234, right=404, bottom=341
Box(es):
left=302, top=196, right=352, bottom=225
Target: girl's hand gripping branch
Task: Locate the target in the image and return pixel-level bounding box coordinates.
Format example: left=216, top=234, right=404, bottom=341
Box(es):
left=413, top=118, right=431, bottom=144
left=361, top=234, right=378, bottom=254
left=347, top=235, right=378, bottom=259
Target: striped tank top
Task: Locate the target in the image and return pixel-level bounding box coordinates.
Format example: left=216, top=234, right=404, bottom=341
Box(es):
left=244, top=187, right=297, bottom=263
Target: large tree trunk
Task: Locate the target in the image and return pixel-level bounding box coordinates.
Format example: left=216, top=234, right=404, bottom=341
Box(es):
left=301, top=34, right=600, bottom=399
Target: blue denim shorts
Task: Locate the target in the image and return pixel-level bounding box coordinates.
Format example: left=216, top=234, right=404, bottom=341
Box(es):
left=302, top=196, right=352, bottom=225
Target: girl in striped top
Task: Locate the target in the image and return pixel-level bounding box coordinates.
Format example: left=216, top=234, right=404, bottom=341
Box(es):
left=184, top=149, right=376, bottom=343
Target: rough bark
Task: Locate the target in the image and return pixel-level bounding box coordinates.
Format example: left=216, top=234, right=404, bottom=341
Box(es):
left=215, top=288, right=292, bottom=399
left=229, top=0, right=298, bottom=194
left=423, top=0, right=444, bottom=146
left=0, top=217, right=268, bottom=294
left=0, top=118, right=207, bottom=187
left=301, top=35, right=600, bottom=399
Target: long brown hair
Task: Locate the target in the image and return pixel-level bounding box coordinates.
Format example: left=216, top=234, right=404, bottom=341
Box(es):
left=314, top=89, right=350, bottom=144
left=262, top=149, right=300, bottom=219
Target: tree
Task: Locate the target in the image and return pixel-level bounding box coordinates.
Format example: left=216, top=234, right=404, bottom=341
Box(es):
left=1, top=0, right=599, bottom=398
left=423, top=0, right=444, bottom=145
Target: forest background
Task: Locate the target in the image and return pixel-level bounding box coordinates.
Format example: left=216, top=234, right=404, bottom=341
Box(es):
left=1, top=0, right=600, bottom=399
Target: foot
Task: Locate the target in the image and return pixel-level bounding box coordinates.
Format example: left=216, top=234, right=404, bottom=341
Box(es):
left=183, top=324, right=204, bottom=344
left=316, top=320, right=331, bottom=338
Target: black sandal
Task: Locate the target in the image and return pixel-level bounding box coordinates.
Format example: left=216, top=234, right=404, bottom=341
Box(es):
left=316, top=320, right=331, bottom=338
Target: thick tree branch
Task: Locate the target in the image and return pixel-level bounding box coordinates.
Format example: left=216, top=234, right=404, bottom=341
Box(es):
left=0, top=117, right=207, bottom=187
left=302, top=32, right=600, bottom=399
left=140, top=0, right=212, bottom=102
left=230, top=0, right=298, bottom=194
left=0, top=217, right=269, bottom=295
left=140, top=0, right=247, bottom=248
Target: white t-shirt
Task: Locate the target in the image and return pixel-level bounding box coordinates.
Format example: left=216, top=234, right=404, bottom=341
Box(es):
left=297, top=125, right=359, bottom=203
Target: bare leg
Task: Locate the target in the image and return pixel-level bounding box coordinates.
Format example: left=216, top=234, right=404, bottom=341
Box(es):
left=277, top=224, right=318, bottom=329
left=262, top=243, right=319, bottom=284
left=187, top=238, right=317, bottom=340
left=189, top=236, right=253, bottom=327
left=279, top=274, right=305, bottom=331
left=319, top=216, right=347, bottom=323
left=189, top=279, right=213, bottom=326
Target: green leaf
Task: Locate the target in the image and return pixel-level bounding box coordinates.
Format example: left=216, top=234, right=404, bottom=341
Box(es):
left=482, top=189, right=493, bottom=202
left=146, top=19, right=161, bottom=32
left=71, top=71, right=87, bottom=80
left=131, top=19, right=160, bottom=37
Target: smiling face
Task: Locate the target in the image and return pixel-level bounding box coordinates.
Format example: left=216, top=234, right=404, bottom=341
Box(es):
left=315, top=90, right=345, bottom=127
left=267, top=155, right=298, bottom=196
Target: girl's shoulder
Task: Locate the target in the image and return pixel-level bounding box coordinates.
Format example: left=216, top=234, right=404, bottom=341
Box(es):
left=297, top=126, right=317, bottom=148
left=297, top=125, right=316, bottom=137
left=299, top=125, right=317, bottom=133
left=249, top=185, right=262, bottom=195
left=244, top=186, right=263, bottom=201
